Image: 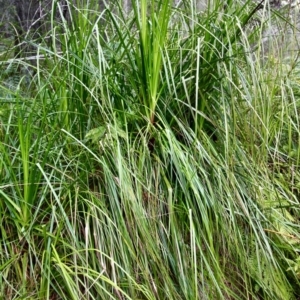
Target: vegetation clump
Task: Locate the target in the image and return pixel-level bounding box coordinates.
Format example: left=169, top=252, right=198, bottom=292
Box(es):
left=0, top=0, right=300, bottom=299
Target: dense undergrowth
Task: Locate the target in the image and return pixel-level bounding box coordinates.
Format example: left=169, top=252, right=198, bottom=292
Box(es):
left=1, top=0, right=300, bottom=299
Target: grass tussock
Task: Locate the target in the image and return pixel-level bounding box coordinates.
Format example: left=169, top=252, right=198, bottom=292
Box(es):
left=1, top=0, right=300, bottom=299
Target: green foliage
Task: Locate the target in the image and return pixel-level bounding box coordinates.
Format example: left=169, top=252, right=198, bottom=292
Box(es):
left=1, top=0, right=300, bottom=299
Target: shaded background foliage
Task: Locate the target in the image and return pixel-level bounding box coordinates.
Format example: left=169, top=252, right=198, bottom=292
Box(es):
left=1, top=0, right=299, bottom=58
left=0, top=0, right=130, bottom=36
